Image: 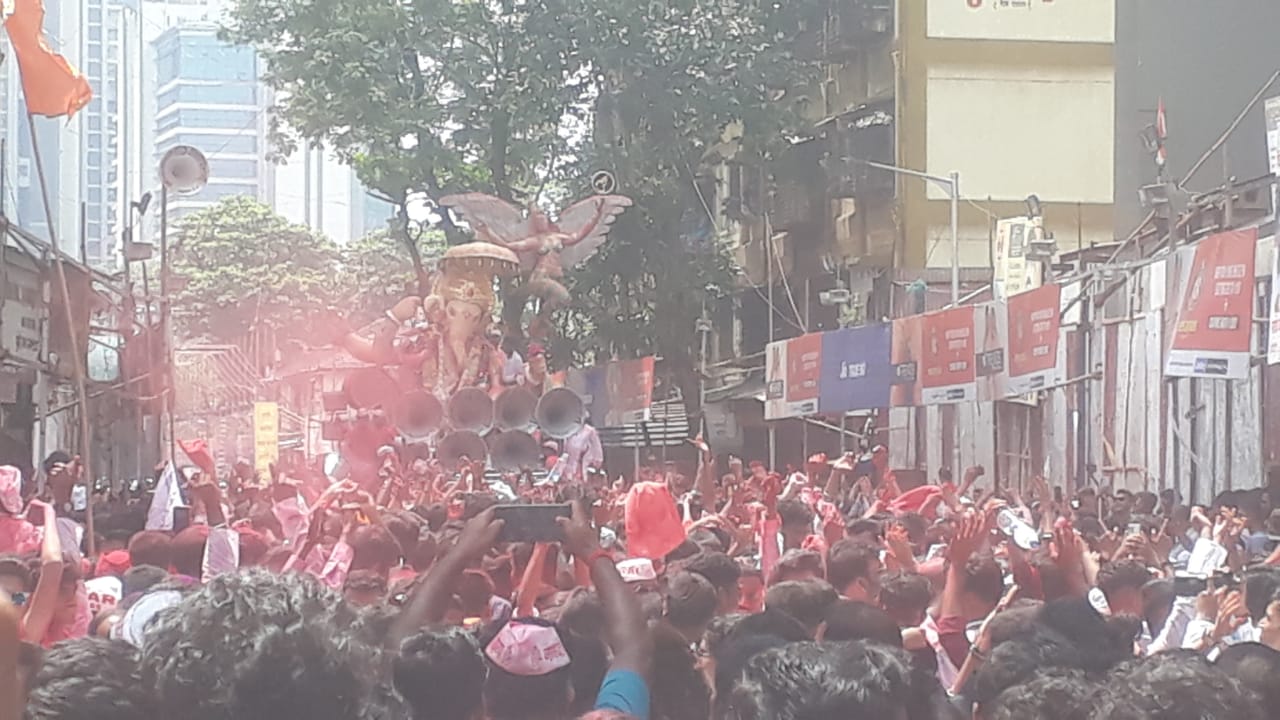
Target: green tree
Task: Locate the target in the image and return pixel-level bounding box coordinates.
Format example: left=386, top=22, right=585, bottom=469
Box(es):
left=224, top=0, right=825, bottom=400
left=170, top=196, right=341, bottom=345
left=338, top=227, right=446, bottom=326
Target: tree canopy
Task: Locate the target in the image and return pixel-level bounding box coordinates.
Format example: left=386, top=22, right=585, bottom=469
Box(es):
left=224, top=0, right=826, bottom=395
left=169, top=196, right=342, bottom=344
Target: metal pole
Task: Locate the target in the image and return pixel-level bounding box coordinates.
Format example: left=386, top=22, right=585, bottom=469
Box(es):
left=949, top=171, right=960, bottom=305
left=24, top=112, right=96, bottom=555
left=160, top=186, right=174, bottom=462
left=948, top=172, right=962, bottom=482
left=79, top=202, right=88, bottom=264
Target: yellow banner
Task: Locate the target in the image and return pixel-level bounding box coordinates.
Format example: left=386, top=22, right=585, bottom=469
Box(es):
left=252, top=401, right=278, bottom=476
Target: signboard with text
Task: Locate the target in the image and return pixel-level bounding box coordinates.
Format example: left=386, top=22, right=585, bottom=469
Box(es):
left=0, top=257, right=44, bottom=364
left=920, top=306, right=977, bottom=404
left=765, top=334, right=823, bottom=420
left=973, top=301, right=1009, bottom=402
left=1268, top=236, right=1280, bottom=365
left=1165, top=229, right=1257, bottom=379
left=252, top=401, right=279, bottom=476
left=818, top=324, right=893, bottom=413
left=890, top=315, right=923, bottom=407
left=927, top=0, right=1115, bottom=44
left=1006, top=284, right=1064, bottom=394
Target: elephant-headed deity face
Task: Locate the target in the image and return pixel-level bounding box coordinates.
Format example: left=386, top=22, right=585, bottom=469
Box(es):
left=444, top=297, right=485, bottom=341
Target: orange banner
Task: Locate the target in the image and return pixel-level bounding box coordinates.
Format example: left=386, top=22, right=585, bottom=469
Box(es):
left=5, top=0, right=93, bottom=118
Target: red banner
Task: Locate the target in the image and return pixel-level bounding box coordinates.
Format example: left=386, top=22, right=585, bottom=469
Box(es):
left=1007, top=284, right=1063, bottom=394
left=1165, top=228, right=1257, bottom=379
left=920, top=306, right=976, bottom=404
left=603, top=357, right=655, bottom=425
left=765, top=333, right=822, bottom=419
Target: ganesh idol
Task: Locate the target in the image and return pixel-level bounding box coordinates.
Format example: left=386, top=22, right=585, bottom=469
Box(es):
left=335, top=242, right=519, bottom=402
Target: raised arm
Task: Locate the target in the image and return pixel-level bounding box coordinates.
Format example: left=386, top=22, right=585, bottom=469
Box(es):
left=559, top=502, right=651, bottom=675
left=21, top=500, right=63, bottom=644
left=390, top=507, right=503, bottom=643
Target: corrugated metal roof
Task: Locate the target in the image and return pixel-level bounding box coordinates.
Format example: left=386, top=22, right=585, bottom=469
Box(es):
left=598, top=398, right=690, bottom=448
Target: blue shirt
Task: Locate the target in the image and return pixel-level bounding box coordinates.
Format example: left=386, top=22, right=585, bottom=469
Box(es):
left=594, top=668, right=650, bottom=720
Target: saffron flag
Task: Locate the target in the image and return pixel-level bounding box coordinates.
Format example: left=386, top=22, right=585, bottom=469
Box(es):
left=4, top=0, right=93, bottom=118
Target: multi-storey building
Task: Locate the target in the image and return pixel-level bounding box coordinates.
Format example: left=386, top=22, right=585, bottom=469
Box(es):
left=152, top=22, right=270, bottom=219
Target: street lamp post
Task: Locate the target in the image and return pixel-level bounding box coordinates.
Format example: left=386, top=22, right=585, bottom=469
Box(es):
left=856, top=161, right=963, bottom=479
left=858, top=160, right=961, bottom=305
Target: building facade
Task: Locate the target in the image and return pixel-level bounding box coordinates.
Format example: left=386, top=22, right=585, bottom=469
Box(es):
left=152, top=23, right=271, bottom=218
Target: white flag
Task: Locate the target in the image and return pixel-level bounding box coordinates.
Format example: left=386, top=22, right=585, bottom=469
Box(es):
left=146, top=462, right=181, bottom=530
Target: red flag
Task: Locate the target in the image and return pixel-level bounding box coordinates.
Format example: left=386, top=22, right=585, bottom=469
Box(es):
left=4, top=0, right=93, bottom=118
left=178, top=438, right=217, bottom=478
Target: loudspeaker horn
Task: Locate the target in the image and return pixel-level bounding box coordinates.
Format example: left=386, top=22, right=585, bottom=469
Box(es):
left=437, top=430, right=488, bottom=470
left=159, top=145, right=209, bottom=195
left=394, top=390, right=444, bottom=439
left=488, top=429, right=541, bottom=471
left=446, top=387, right=495, bottom=434
left=494, top=386, right=537, bottom=431
left=534, top=387, right=585, bottom=439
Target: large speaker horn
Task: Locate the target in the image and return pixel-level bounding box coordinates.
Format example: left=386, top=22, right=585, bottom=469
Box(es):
left=494, top=386, right=537, bottom=431
left=535, top=387, right=585, bottom=439
left=437, top=430, right=488, bottom=470
left=394, top=390, right=443, bottom=439
left=446, top=387, right=495, bottom=434
left=488, top=429, right=541, bottom=471
left=160, top=145, right=209, bottom=195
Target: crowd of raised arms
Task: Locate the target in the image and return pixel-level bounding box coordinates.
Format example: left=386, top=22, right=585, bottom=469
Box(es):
left=3, top=443, right=1280, bottom=720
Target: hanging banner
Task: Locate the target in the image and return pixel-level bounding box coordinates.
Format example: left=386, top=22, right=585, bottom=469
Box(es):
left=765, top=333, right=822, bottom=420
left=1007, top=283, right=1064, bottom=394
left=973, top=301, right=1009, bottom=402
left=921, top=306, right=977, bottom=404
left=1266, top=96, right=1280, bottom=177
left=993, top=217, right=1045, bottom=301
left=818, top=323, right=893, bottom=413
left=890, top=315, right=923, bottom=407
left=1268, top=236, right=1280, bottom=365
left=1165, top=228, right=1257, bottom=379
left=568, top=356, right=655, bottom=427
left=252, top=401, right=279, bottom=476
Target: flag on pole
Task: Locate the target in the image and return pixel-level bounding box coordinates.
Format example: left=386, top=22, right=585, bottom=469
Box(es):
left=4, top=0, right=92, bottom=118
left=146, top=462, right=182, bottom=531
left=178, top=438, right=216, bottom=478
left=1154, top=97, right=1168, bottom=170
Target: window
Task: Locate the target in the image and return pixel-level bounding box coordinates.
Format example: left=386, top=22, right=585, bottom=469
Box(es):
left=88, top=7, right=101, bottom=23
left=88, top=116, right=101, bottom=131
left=208, top=158, right=258, bottom=178
left=87, top=222, right=101, bottom=237
left=158, top=83, right=257, bottom=107
left=172, top=134, right=256, bottom=154
left=89, top=25, right=101, bottom=41
left=176, top=36, right=257, bottom=82
left=174, top=108, right=257, bottom=129
left=88, top=134, right=102, bottom=150
left=87, top=241, right=102, bottom=258
left=88, top=188, right=102, bottom=203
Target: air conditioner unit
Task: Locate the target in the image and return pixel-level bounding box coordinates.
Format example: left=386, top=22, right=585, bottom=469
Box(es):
left=819, top=288, right=851, bottom=306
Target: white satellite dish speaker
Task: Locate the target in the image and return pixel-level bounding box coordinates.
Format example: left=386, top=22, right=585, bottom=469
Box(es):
left=160, top=145, right=209, bottom=195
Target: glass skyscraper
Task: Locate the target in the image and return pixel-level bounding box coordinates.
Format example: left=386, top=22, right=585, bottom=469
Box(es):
left=152, top=23, right=269, bottom=218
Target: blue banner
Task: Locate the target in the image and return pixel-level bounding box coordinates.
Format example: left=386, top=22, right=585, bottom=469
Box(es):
left=818, top=323, right=894, bottom=413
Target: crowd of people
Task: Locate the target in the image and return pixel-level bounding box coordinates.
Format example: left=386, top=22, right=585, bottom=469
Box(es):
left=3, top=440, right=1280, bottom=720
